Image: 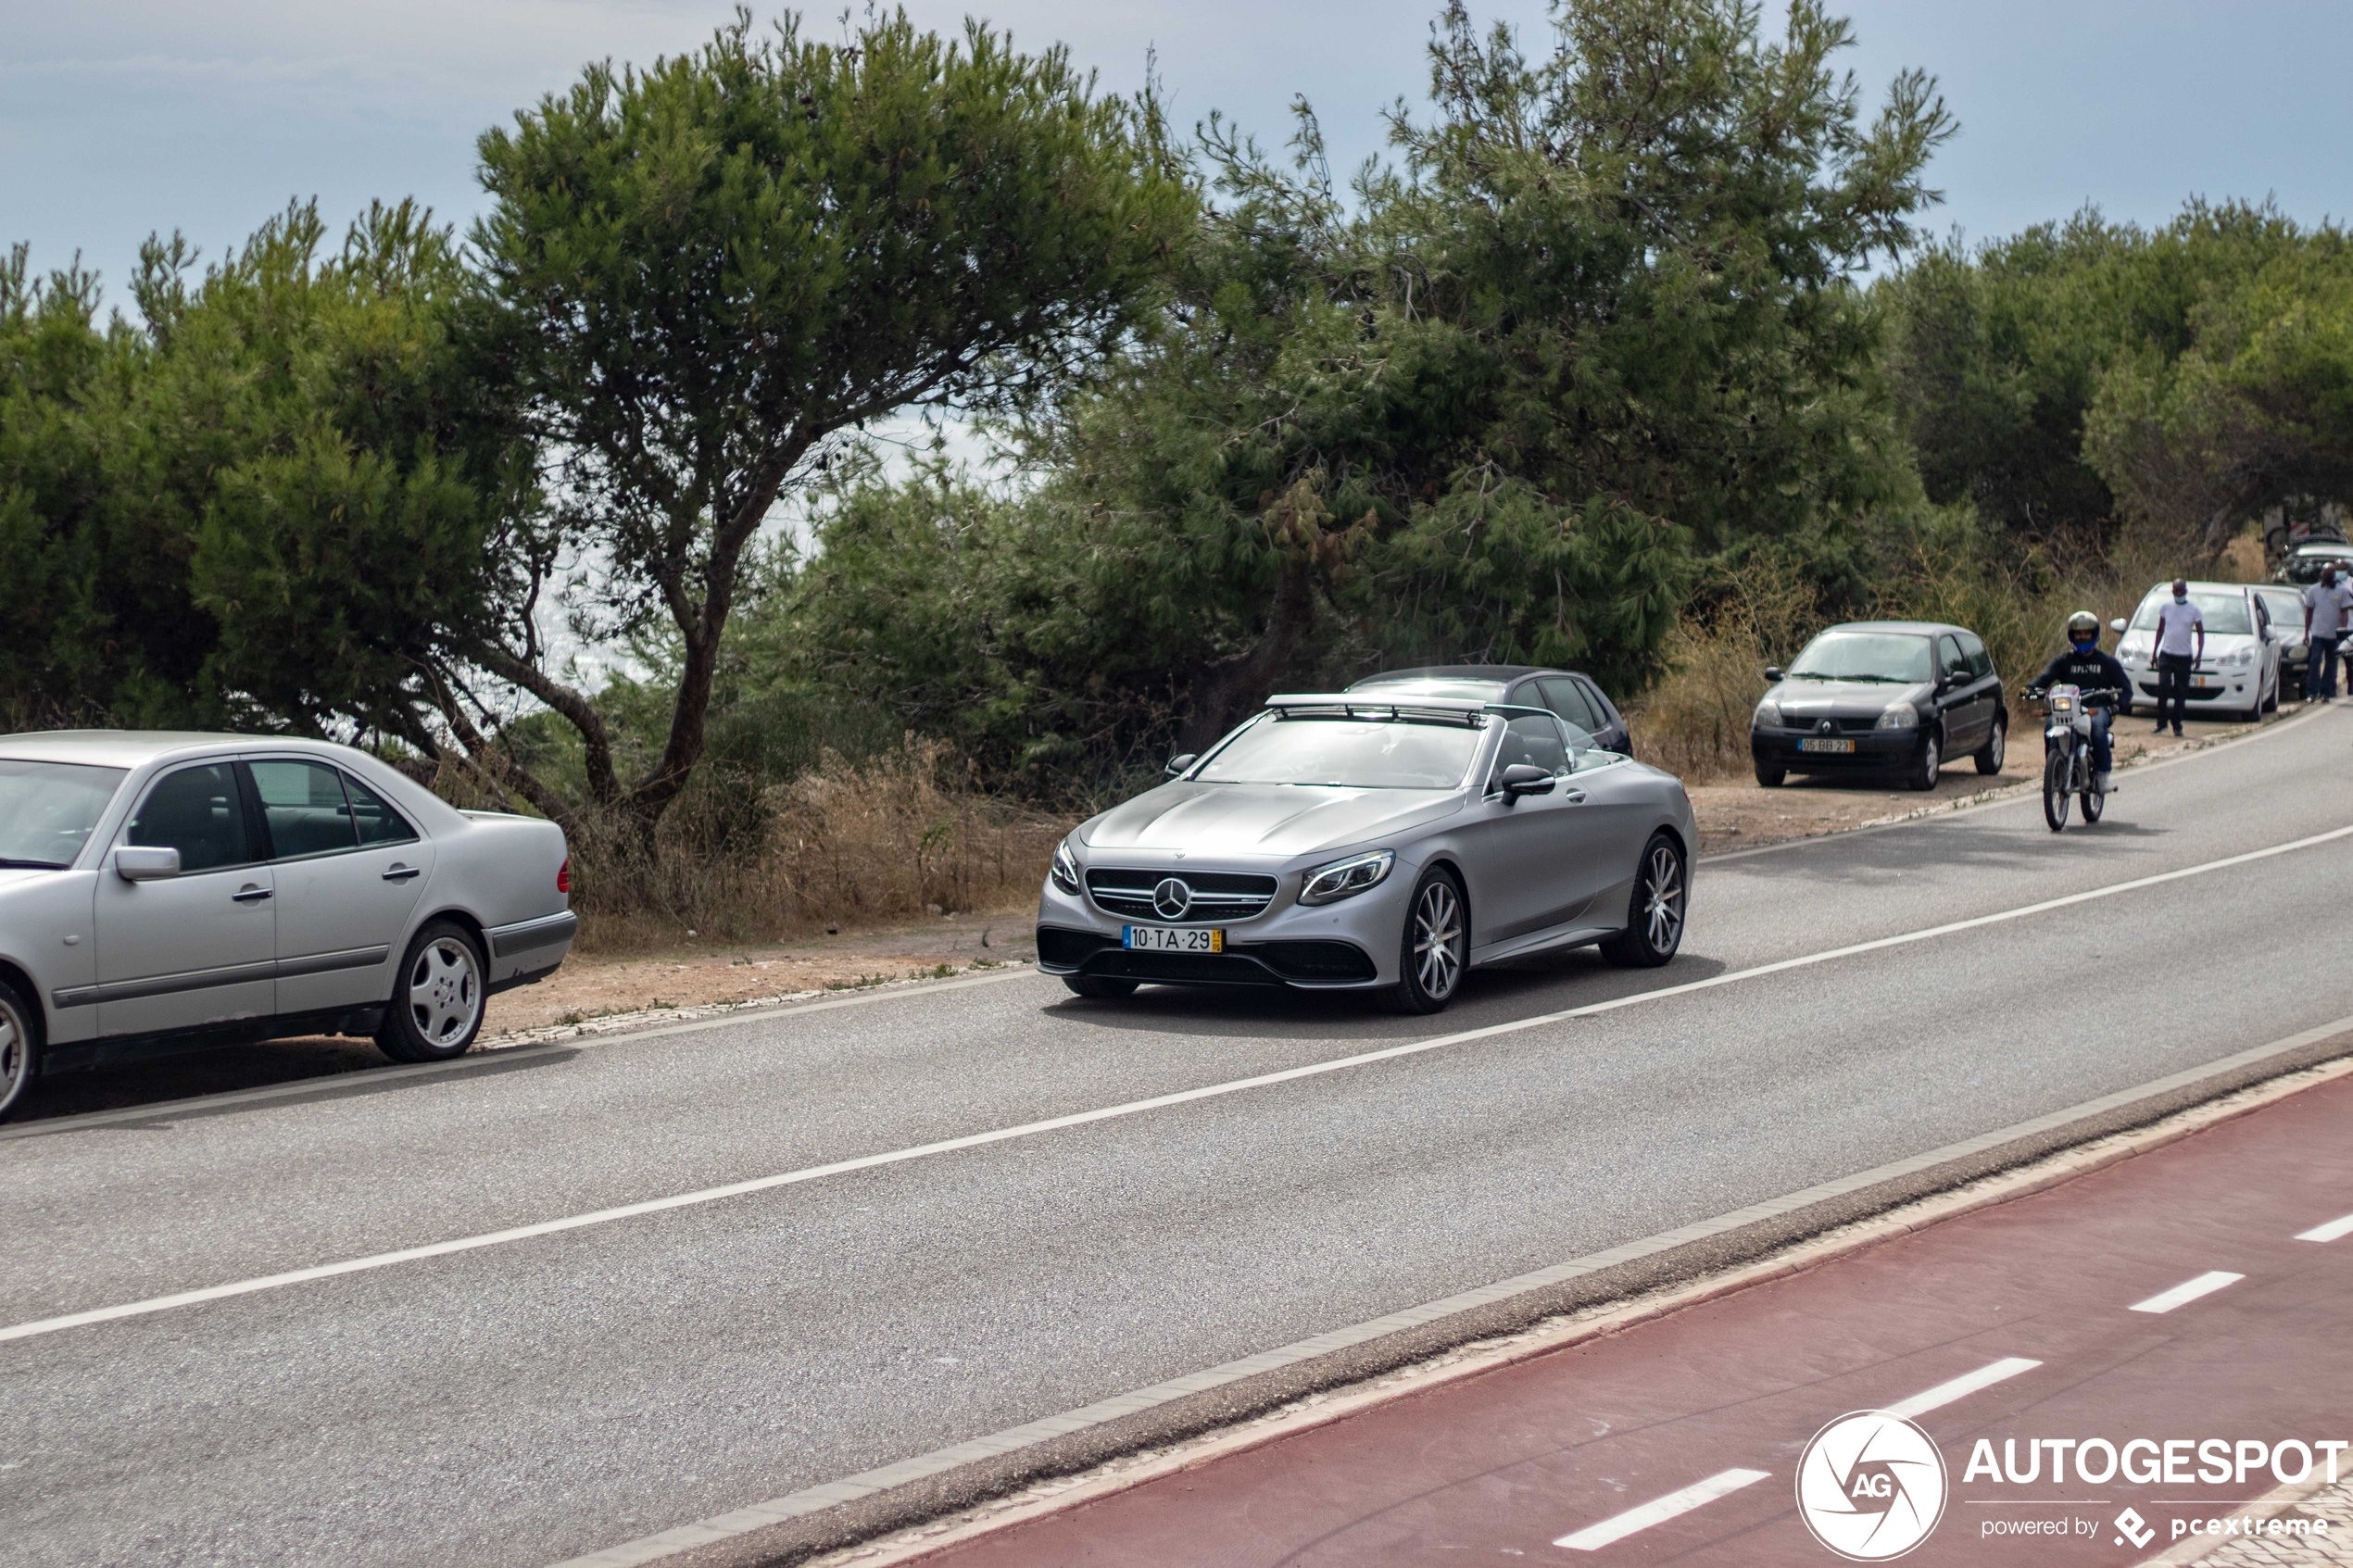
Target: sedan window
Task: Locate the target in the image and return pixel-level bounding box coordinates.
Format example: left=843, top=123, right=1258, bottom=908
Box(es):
left=1536, top=676, right=1603, bottom=732
left=343, top=772, right=419, bottom=847
left=126, top=763, right=252, bottom=873
left=249, top=760, right=359, bottom=859
left=0, top=759, right=126, bottom=869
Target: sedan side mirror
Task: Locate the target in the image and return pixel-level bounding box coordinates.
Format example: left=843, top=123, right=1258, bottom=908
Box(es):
left=2108, top=619, right=2127, bottom=633
left=1499, top=763, right=1555, bottom=799
left=1763, top=667, right=1783, bottom=684
left=114, top=846, right=181, bottom=883
left=1164, top=753, right=1198, bottom=779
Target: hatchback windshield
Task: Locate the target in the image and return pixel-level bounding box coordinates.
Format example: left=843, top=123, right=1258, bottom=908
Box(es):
left=1784, top=632, right=1934, bottom=684
left=1196, top=714, right=1484, bottom=789
left=0, top=759, right=127, bottom=869
left=2130, top=590, right=2254, bottom=636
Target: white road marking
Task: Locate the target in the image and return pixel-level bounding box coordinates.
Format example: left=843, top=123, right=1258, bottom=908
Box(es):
left=2129, top=1271, right=2245, bottom=1314
left=2296, top=1213, right=2353, bottom=1243
left=6, top=825, right=2353, bottom=1348
left=1554, top=1469, right=1773, bottom=1551
left=1883, top=1356, right=2043, bottom=1418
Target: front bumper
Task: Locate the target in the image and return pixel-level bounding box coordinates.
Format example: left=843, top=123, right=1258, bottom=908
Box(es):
left=1750, top=727, right=1929, bottom=769
left=2124, top=667, right=2261, bottom=708
left=1036, top=862, right=1408, bottom=989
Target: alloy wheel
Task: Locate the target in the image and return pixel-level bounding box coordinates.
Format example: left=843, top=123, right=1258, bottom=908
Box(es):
left=1642, top=844, right=1686, bottom=953
left=408, top=935, right=483, bottom=1047
left=1413, top=880, right=1464, bottom=1000
left=0, top=997, right=27, bottom=1120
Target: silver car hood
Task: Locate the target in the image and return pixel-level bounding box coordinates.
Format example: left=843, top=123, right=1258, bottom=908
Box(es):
left=1082, top=782, right=1463, bottom=859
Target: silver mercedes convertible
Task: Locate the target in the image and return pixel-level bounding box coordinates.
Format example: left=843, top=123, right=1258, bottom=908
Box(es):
left=1036, top=692, right=1697, bottom=1013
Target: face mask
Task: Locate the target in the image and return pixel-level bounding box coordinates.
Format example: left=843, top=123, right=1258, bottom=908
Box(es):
left=2071, top=636, right=2095, bottom=649
left=2173, top=592, right=2188, bottom=603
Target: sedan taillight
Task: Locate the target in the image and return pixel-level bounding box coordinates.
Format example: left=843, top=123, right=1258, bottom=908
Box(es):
left=557, top=856, right=572, bottom=895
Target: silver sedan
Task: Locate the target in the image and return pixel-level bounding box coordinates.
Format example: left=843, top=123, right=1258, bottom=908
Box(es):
left=0, top=731, right=577, bottom=1120
left=1037, top=695, right=1697, bottom=1013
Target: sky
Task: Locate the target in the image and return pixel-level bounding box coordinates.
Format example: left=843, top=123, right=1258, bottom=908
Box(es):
left=6, top=0, right=2353, bottom=307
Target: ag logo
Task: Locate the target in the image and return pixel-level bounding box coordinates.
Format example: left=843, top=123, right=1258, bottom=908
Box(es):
left=1794, top=1411, right=1947, bottom=1561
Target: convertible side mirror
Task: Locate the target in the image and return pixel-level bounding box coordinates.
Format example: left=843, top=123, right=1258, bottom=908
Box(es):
left=1164, top=753, right=1198, bottom=779
left=1499, top=763, right=1555, bottom=800
left=114, top=846, right=181, bottom=883
left=2108, top=619, right=2127, bottom=633
left=1763, top=667, right=1783, bottom=684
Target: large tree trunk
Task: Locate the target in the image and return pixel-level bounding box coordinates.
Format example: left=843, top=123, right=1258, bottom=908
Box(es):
left=1176, top=554, right=1316, bottom=756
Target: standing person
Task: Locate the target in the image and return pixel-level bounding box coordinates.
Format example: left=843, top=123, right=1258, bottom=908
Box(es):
left=2150, top=579, right=2204, bottom=736
left=2302, top=567, right=2348, bottom=701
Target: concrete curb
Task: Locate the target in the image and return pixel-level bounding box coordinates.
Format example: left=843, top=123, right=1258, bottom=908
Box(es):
left=553, top=1015, right=2353, bottom=1568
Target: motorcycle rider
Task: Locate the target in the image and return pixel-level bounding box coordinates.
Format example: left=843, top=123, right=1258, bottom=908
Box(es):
left=2032, top=610, right=2128, bottom=794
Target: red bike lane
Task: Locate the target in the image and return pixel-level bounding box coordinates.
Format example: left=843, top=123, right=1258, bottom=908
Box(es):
left=900, top=1070, right=2353, bottom=1567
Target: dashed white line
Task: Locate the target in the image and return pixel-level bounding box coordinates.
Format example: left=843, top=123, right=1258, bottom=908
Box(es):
left=1883, top=1356, right=2044, bottom=1418
left=1553, top=1469, right=1773, bottom=1551
left=2296, top=1213, right=2353, bottom=1243
left=2129, top=1271, right=2246, bottom=1314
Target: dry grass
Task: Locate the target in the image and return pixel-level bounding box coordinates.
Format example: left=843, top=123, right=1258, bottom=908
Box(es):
left=1626, top=568, right=1822, bottom=781
left=565, top=736, right=1071, bottom=953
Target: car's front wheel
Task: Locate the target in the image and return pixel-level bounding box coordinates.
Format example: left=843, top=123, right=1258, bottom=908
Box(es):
left=1061, top=975, right=1139, bottom=999
left=0, top=977, right=38, bottom=1123
left=1975, top=713, right=2007, bottom=775
left=1378, top=866, right=1467, bottom=1014
left=1907, top=731, right=1943, bottom=791
left=378, top=920, right=486, bottom=1062
left=1601, top=833, right=1689, bottom=969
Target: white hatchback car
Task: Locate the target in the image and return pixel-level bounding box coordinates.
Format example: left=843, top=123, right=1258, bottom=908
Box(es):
left=2111, top=582, right=2282, bottom=722
left=0, top=732, right=577, bottom=1120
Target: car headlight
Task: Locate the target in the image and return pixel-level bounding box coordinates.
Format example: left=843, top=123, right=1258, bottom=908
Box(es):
left=1753, top=699, right=1781, bottom=729
left=2221, top=646, right=2254, bottom=668
left=1299, top=849, right=1395, bottom=906
left=1051, top=837, right=1082, bottom=896
left=1875, top=703, right=1919, bottom=730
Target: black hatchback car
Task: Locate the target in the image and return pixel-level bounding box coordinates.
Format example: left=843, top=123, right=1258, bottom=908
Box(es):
left=1344, top=664, right=1634, bottom=754
left=1749, top=621, right=2009, bottom=790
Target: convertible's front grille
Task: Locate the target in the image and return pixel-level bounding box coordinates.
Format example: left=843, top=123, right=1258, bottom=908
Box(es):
left=1085, top=868, right=1277, bottom=923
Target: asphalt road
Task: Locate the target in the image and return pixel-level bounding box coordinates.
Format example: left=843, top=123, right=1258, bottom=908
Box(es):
left=4, top=709, right=2351, bottom=1567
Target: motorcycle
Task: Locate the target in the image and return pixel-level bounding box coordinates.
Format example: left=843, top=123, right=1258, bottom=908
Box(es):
left=2027, top=683, right=2120, bottom=832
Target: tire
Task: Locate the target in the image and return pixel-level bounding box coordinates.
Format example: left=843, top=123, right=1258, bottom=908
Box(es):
left=2081, top=781, right=2107, bottom=824
left=0, top=978, right=38, bottom=1124
left=377, top=920, right=487, bottom=1063
left=1753, top=761, right=1786, bottom=788
left=1974, top=713, right=2007, bottom=775
left=1907, top=731, right=1942, bottom=791
left=2042, top=749, right=2072, bottom=832
left=1600, top=833, right=1690, bottom=969
left=1061, top=974, right=1139, bottom=999
left=1378, top=865, right=1468, bottom=1014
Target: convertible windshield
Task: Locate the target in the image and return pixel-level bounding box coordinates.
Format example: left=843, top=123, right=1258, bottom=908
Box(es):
left=0, top=759, right=127, bottom=869
left=1195, top=714, right=1483, bottom=789
left=2129, top=590, right=2253, bottom=636
left=1785, top=632, right=1933, bottom=684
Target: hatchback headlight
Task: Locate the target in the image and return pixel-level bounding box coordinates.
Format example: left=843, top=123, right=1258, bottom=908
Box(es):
left=2221, top=646, right=2255, bottom=668
left=1753, top=699, right=1781, bottom=729
left=1875, top=703, right=1919, bottom=730
left=1051, top=837, right=1082, bottom=896
left=1300, top=849, right=1395, bottom=906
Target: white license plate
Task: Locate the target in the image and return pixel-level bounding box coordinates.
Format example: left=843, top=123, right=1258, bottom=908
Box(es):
left=1123, top=924, right=1223, bottom=953
left=1799, top=737, right=1856, bottom=754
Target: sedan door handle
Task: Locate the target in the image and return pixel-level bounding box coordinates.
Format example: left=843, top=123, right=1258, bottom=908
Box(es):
left=382, top=865, right=422, bottom=883
left=232, top=885, right=273, bottom=903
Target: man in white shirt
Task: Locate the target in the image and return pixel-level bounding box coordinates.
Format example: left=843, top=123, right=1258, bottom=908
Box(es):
left=2301, top=567, right=2351, bottom=701
left=2150, top=579, right=2204, bottom=736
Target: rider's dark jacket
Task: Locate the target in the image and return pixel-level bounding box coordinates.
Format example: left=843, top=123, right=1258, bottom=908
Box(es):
left=2034, top=646, right=2130, bottom=709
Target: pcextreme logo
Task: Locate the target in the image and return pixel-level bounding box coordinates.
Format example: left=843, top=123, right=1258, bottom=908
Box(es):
left=1796, top=1411, right=1949, bottom=1562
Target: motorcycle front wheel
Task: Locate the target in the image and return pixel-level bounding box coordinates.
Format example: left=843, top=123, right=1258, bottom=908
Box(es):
left=2043, top=749, right=2073, bottom=832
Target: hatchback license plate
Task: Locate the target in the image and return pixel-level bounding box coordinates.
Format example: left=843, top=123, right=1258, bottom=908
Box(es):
left=1799, top=737, right=1856, bottom=754
left=1124, top=924, right=1223, bottom=953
